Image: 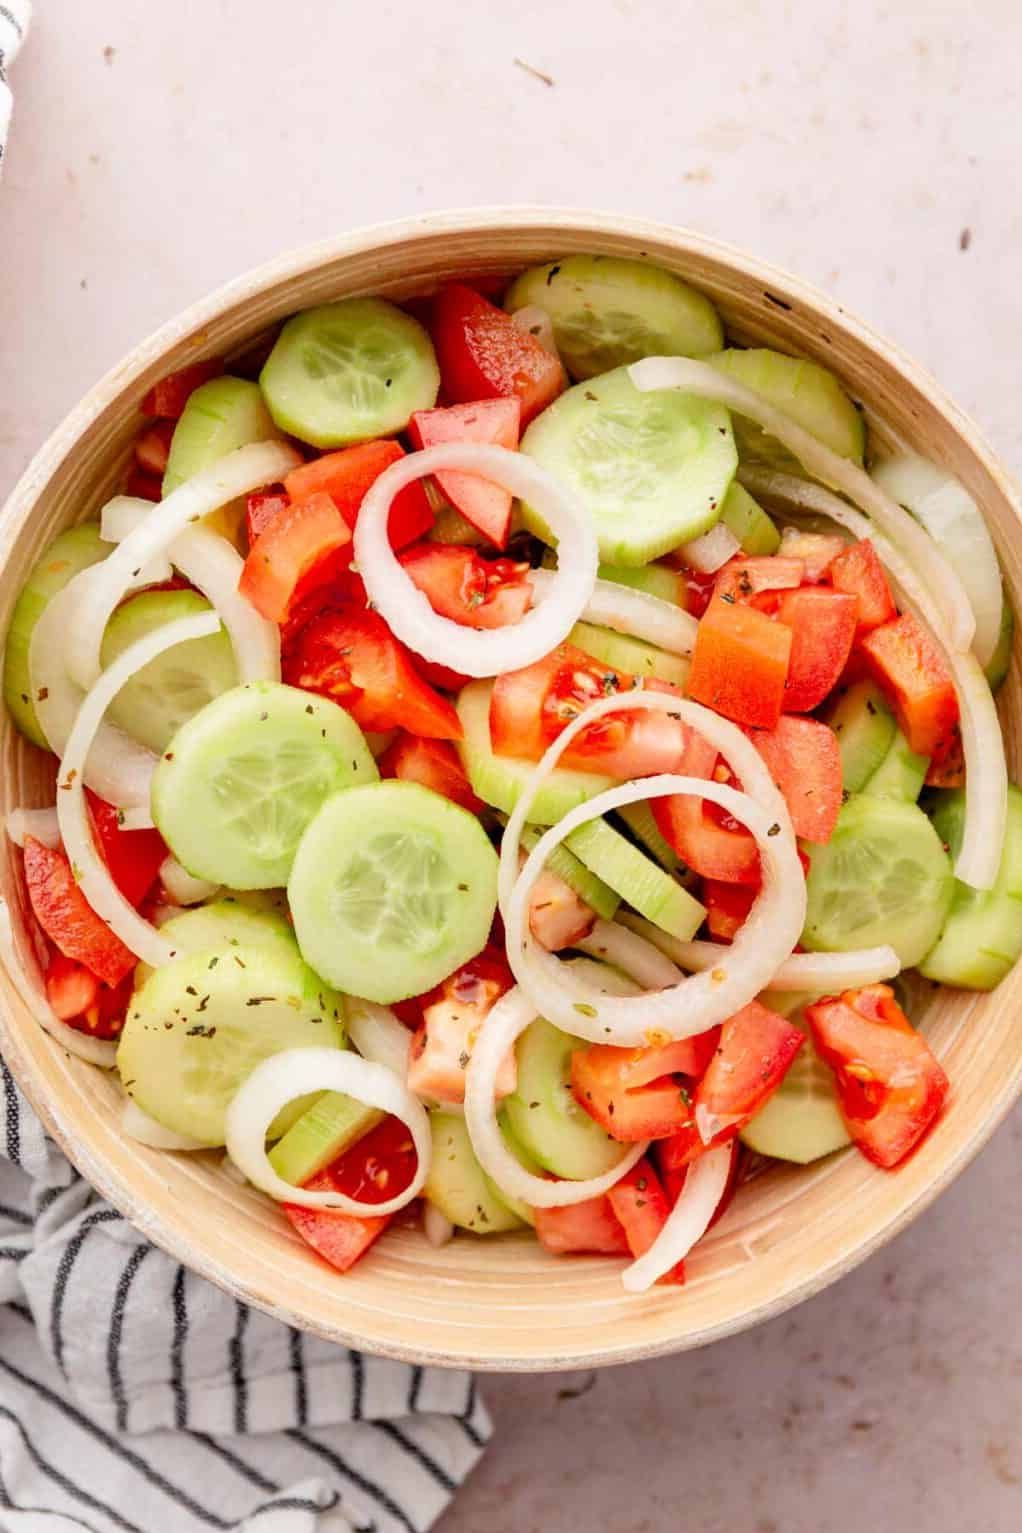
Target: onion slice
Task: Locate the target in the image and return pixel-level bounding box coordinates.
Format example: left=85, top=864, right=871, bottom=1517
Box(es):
left=121, top=1098, right=205, bottom=1151
left=575, top=918, right=683, bottom=990
left=464, top=986, right=647, bottom=1208
left=355, top=443, right=598, bottom=676
left=509, top=304, right=560, bottom=357
left=6, top=806, right=60, bottom=849
left=99, top=496, right=174, bottom=584
left=0, top=898, right=118, bottom=1067
left=55, top=609, right=221, bottom=969
left=70, top=440, right=300, bottom=690
left=528, top=568, right=698, bottom=656
left=345, top=997, right=413, bottom=1078
left=621, top=1143, right=733, bottom=1293
left=629, top=356, right=976, bottom=653
left=677, top=520, right=740, bottom=575
left=423, top=1202, right=456, bottom=1248
left=225, top=1046, right=431, bottom=1212
left=158, top=856, right=220, bottom=907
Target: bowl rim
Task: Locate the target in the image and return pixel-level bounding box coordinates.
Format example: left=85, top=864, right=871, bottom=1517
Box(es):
left=2, top=204, right=1021, bottom=1371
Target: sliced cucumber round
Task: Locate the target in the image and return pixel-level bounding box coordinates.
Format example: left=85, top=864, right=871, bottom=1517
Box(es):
left=596, top=560, right=686, bottom=605
left=824, top=681, right=896, bottom=793
left=613, top=801, right=683, bottom=874
left=289, top=781, right=498, bottom=1004
left=919, top=785, right=1022, bottom=990
left=740, top=1024, right=850, bottom=1163
left=260, top=298, right=439, bottom=448
left=520, top=365, right=737, bottom=565
left=519, top=824, right=620, bottom=922
left=502, top=1016, right=625, bottom=1182
left=505, top=255, right=723, bottom=380
left=101, top=588, right=238, bottom=754
left=802, top=794, right=953, bottom=968
left=708, top=348, right=865, bottom=465
left=151, top=681, right=378, bottom=888
left=861, top=727, right=928, bottom=803
left=570, top=620, right=691, bottom=688
left=423, top=1111, right=524, bottom=1234
left=456, top=680, right=612, bottom=825
left=719, top=481, right=781, bottom=554
left=564, top=817, right=705, bottom=939
left=117, top=943, right=344, bottom=1146
left=136, top=897, right=298, bottom=987
left=269, top=1092, right=383, bottom=1187
left=3, top=524, right=107, bottom=748
left=162, top=376, right=285, bottom=497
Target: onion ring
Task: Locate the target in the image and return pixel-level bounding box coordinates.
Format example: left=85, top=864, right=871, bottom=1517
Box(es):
left=621, top=1143, right=733, bottom=1292
left=528, top=568, right=697, bottom=656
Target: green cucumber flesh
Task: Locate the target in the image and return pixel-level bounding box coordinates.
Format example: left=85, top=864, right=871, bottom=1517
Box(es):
left=861, top=727, right=928, bottom=803
left=489, top=1111, right=542, bottom=1226
left=260, top=298, right=439, bottom=448
left=152, top=681, right=378, bottom=889
left=503, top=1016, right=627, bottom=1181
left=269, top=1092, right=384, bottom=1186
left=505, top=254, right=723, bottom=380
left=596, top=560, right=686, bottom=605
left=824, top=681, right=897, bottom=793
left=519, top=824, right=619, bottom=921
left=985, top=592, right=1014, bottom=691
left=739, top=995, right=849, bottom=1164
left=708, top=348, right=865, bottom=465
left=423, top=1111, right=524, bottom=1233
left=520, top=364, right=737, bottom=565
left=101, top=588, right=238, bottom=754
left=288, top=781, right=498, bottom=1004
left=719, top=481, right=781, bottom=554
left=117, top=943, right=344, bottom=1146
left=456, top=680, right=612, bottom=826
left=613, top=801, right=683, bottom=874
left=162, top=376, right=284, bottom=497
left=4, top=524, right=107, bottom=748
left=919, top=785, right=1022, bottom=989
left=564, top=817, right=705, bottom=939
left=802, top=794, right=953, bottom=968
left=136, top=897, right=298, bottom=987
left=570, top=620, right=690, bottom=688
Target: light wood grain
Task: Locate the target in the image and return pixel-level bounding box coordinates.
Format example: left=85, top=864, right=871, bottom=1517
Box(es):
left=0, top=209, right=1018, bottom=1371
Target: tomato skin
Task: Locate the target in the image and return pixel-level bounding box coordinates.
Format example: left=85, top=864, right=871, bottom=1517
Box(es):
left=283, top=440, right=434, bottom=551
left=283, top=608, right=462, bottom=740
left=571, top=1034, right=719, bottom=1143
left=430, top=285, right=565, bottom=426
left=245, top=488, right=290, bottom=546
left=703, top=879, right=756, bottom=940
left=687, top=596, right=792, bottom=729
left=85, top=790, right=167, bottom=907
left=282, top=1116, right=418, bottom=1273
left=23, top=837, right=136, bottom=988
left=398, top=543, right=533, bottom=630
left=409, top=398, right=521, bottom=547
left=805, top=985, right=949, bottom=1168
left=745, top=715, right=843, bottom=844
left=123, top=466, right=162, bottom=502
left=533, top=1195, right=630, bottom=1256
left=607, top=1158, right=686, bottom=1284
left=775, top=587, right=858, bottom=713
left=378, top=731, right=484, bottom=814
left=134, top=420, right=174, bottom=479
left=140, top=360, right=223, bottom=419
left=652, top=731, right=760, bottom=885
left=239, top=493, right=354, bottom=624
left=859, top=612, right=959, bottom=757
left=828, top=539, right=896, bottom=633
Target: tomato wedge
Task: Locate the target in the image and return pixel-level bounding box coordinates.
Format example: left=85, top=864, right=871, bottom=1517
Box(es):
left=571, top=1033, right=720, bottom=1142
left=378, top=732, right=484, bottom=814
left=283, top=440, right=434, bottom=551
left=658, top=1137, right=742, bottom=1226
left=714, top=555, right=804, bottom=605
left=45, top=953, right=132, bottom=1040
left=23, top=837, right=136, bottom=988
left=607, top=1158, right=686, bottom=1285
left=86, top=790, right=166, bottom=908
left=239, top=492, right=353, bottom=624
left=283, top=1116, right=418, bottom=1273
left=124, top=467, right=162, bottom=503
left=805, top=985, right=949, bottom=1168
left=859, top=612, right=959, bottom=757
left=651, top=732, right=760, bottom=885
left=703, top=879, right=757, bottom=940
left=283, top=608, right=462, bottom=739
left=245, top=488, right=290, bottom=546
left=430, top=285, right=564, bottom=426
left=533, top=1195, right=630, bottom=1256
left=140, top=359, right=223, bottom=419
left=828, top=539, right=896, bottom=634
left=399, top=543, right=533, bottom=630
left=745, top=715, right=843, bottom=844
left=134, top=420, right=174, bottom=479
left=775, top=587, right=858, bottom=713
left=408, top=946, right=516, bottom=1105
left=409, top=398, right=521, bottom=546
left=687, top=595, right=792, bottom=729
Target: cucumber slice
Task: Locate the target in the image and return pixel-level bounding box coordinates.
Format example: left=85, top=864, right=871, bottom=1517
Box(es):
left=162, top=375, right=284, bottom=515
left=719, top=481, right=781, bottom=555
left=3, top=524, right=107, bottom=748
left=597, top=560, right=686, bottom=606
left=136, top=896, right=298, bottom=987
left=503, top=1017, right=626, bottom=1181
left=708, top=349, right=865, bottom=465
left=520, top=365, right=737, bottom=565
left=260, top=298, right=439, bottom=449
left=505, top=255, right=723, bottom=380
left=519, top=824, right=620, bottom=921
left=152, top=682, right=377, bottom=889
left=740, top=1002, right=850, bottom=1164
left=861, top=728, right=928, bottom=803
left=613, top=801, right=683, bottom=874
left=570, top=620, right=690, bottom=688
left=427, top=503, right=490, bottom=547
left=919, top=785, right=1022, bottom=989
left=117, top=943, right=344, bottom=1146
left=456, top=680, right=612, bottom=825
left=564, top=818, right=705, bottom=939
left=101, top=588, right=238, bottom=754
left=824, top=681, right=897, bottom=793
left=985, top=592, right=1014, bottom=691
left=488, top=1111, right=542, bottom=1227
left=423, top=1111, right=524, bottom=1234
left=288, top=781, right=498, bottom=1004
left=802, top=795, right=953, bottom=968
left=269, top=1092, right=384, bottom=1186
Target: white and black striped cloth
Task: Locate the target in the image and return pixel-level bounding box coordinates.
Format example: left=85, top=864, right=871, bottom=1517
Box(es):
left=0, top=8, right=489, bottom=1529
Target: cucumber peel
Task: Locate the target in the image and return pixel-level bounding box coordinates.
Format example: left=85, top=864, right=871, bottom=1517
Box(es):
left=919, top=785, right=1022, bottom=990
left=565, top=817, right=705, bottom=939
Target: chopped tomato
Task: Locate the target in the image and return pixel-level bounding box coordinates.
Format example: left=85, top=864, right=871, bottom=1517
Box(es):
left=925, top=728, right=965, bottom=789
left=859, top=612, right=959, bottom=757
left=658, top=1137, right=741, bottom=1226
left=430, top=285, right=564, bottom=427
left=283, top=1116, right=419, bottom=1273
left=527, top=862, right=595, bottom=951
left=140, top=359, right=223, bottom=419
left=607, top=1158, right=685, bottom=1284
left=687, top=596, right=792, bottom=729
left=283, top=440, right=434, bottom=551
left=703, top=879, right=756, bottom=941
left=123, top=466, right=162, bottom=502
left=239, top=492, right=353, bottom=624
left=827, top=539, right=896, bottom=634
left=681, top=566, right=718, bottom=619
left=412, top=656, right=472, bottom=693
left=774, top=587, right=858, bottom=713
left=86, top=790, right=167, bottom=907
left=134, top=420, right=174, bottom=479
left=245, top=488, right=290, bottom=546
left=23, top=837, right=136, bottom=988
left=745, top=715, right=843, bottom=844
left=45, top=951, right=99, bottom=1020
left=651, top=731, right=760, bottom=884
left=277, top=569, right=367, bottom=653
left=533, top=1194, right=629, bottom=1256
left=806, top=985, right=949, bottom=1168
left=659, top=1002, right=805, bottom=1170
left=407, top=947, right=516, bottom=1105
left=399, top=543, right=533, bottom=630
left=778, top=527, right=846, bottom=582
left=571, top=1032, right=720, bottom=1142
left=284, top=608, right=461, bottom=739
left=409, top=398, right=521, bottom=546
left=378, top=732, right=484, bottom=814
left=714, top=555, right=804, bottom=605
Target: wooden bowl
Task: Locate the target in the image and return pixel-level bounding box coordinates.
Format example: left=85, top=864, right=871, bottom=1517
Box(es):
left=1, top=209, right=1019, bottom=1371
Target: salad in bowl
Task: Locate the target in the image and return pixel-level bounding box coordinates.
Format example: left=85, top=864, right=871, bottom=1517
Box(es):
left=2, top=250, right=1017, bottom=1297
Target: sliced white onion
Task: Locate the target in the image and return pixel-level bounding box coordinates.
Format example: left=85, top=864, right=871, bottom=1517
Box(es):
left=55, top=610, right=221, bottom=969
left=0, top=897, right=118, bottom=1067
left=70, top=440, right=300, bottom=691
left=739, top=468, right=1006, bottom=891
left=355, top=443, right=598, bottom=676
left=225, top=1046, right=431, bottom=1212
left=159, top=856, right=221, bottom=907
left=6, top=807, right=60, bottom=849
left=621, top=1143, right=733, bottom=1293
left=121, top=1098, right=205, bottom=1151
left=872, top=454, right=1002, bottom=669
left=345, top=996, right=413, bottom=1078
left=676, top=520, right=741, bottom=575
left=117, top=806, right=156, bottom=832
left=423, top=1202, right=456, bottom=1248
left=617, top=912, right=901, bottom=992
left=99, top=496, right=174, bottom=584
left=464, top=986, right=647, bottom=1208
left=528, top=568, right=698, bottom=656
left=509, top=304, right=560, bottom=357
left=629, top=357, right=976, bottom=653
left=575, top=918, right=683, bottom=990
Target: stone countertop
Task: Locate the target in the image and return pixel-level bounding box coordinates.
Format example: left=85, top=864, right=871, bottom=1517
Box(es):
left=1, top=3, right=1020, bottom=1528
